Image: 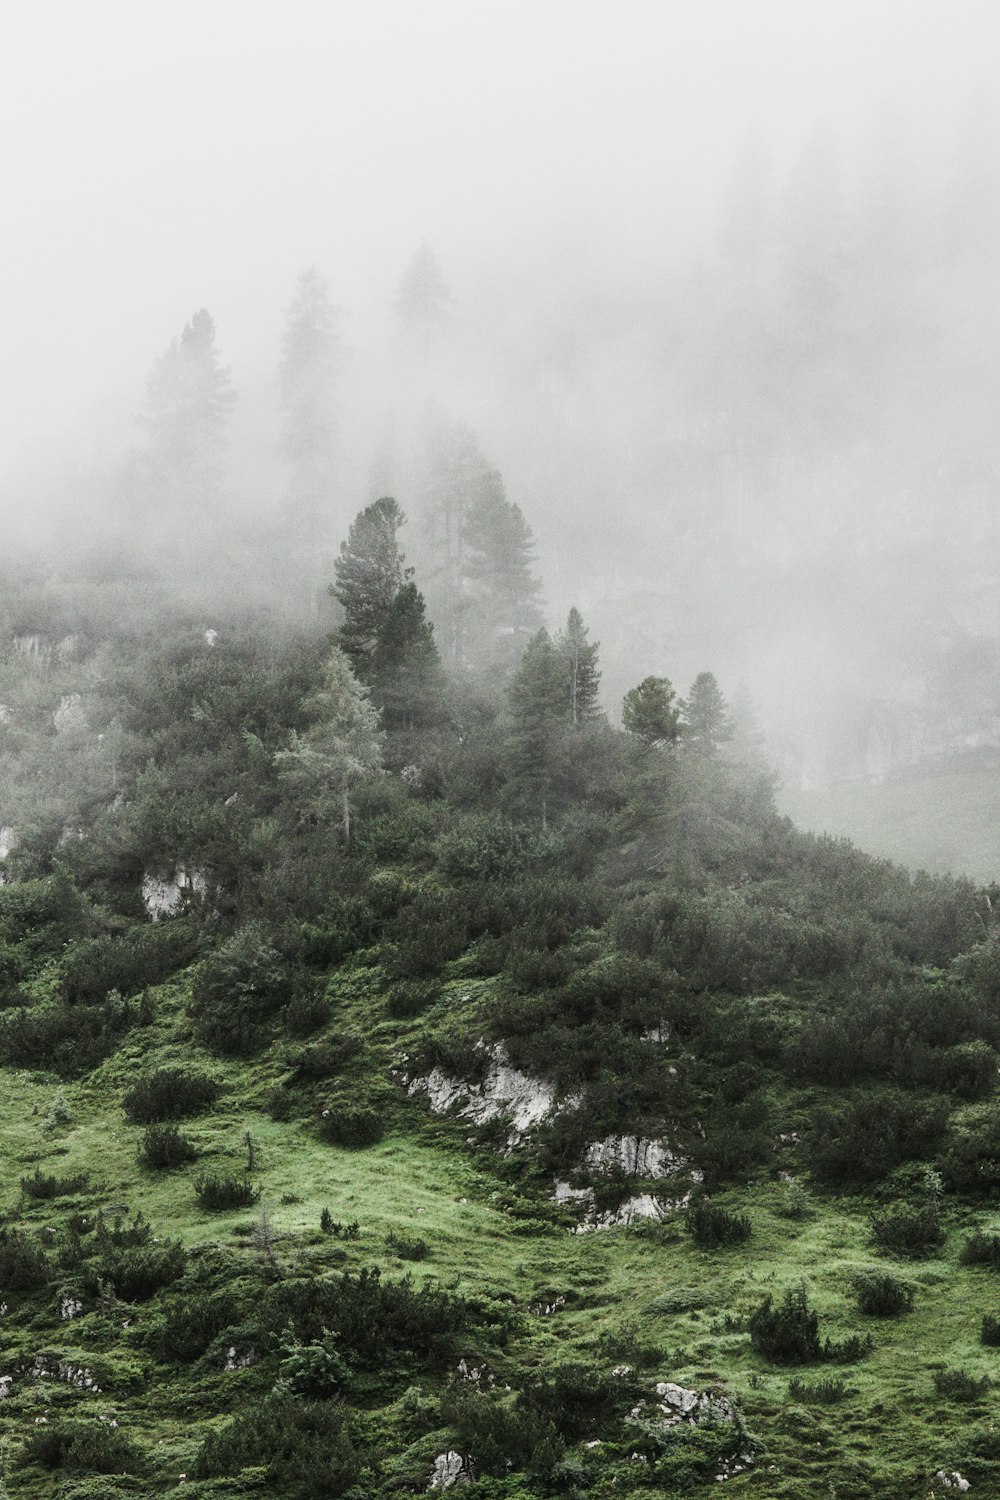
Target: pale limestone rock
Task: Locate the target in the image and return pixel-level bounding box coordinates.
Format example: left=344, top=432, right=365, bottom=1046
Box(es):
left=408, top=1045, right=556, bottom=1139
left=142, top=866, right=208, bottom=920
left=429, top=1451, right=466, bottom=1489
left=584, top=1135, right=688, bottom=1178
left=53, top=693, right=86, bottom=733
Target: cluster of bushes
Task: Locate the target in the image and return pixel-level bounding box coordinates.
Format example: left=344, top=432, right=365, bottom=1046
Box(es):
left=317, top=1103, right=384, bottom=1147
left=20, top=1167, right=89, bottom=1200
left=60, top=921, right=197, bottom=1003
left=194, top=1174, right=260, bottom=1211
left=805, top=1089, right=949, bottom=1186
left=195, top=1393, right=357, bottom=1498
left=138, top=1123, right=199, bottom=1169
left=20, top=1420, right=143, bottom=1477
left=189, top=925, right=292, bottom=1054
left=0, top=990, right=154, bottom=1077
left=749, top=1286, right=872, bottom=1365
left=685, top=1200, right=752, bottom=1248
left=870, top=1199, right=947, bottom=1258
left=853, top=1269, right=915, bottom=1316
left=123, top=1065, right=220, bottom=1122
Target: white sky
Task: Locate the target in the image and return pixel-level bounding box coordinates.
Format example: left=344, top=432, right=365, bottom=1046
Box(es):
left=1, top=0, right=997, bottom=485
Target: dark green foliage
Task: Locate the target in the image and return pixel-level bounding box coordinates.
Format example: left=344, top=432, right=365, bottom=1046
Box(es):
left=685, top=1200, right=753, bottom=1247
left=870, top=1200, right=947, bottom=1258
left=190, top=924, right=291, bottom=1054
left=96, top=1241, right=187, bottom=1301
left=787, top=1376, right=853, bottom=1403
left=60, top=923, right=196, bottom=1003
left=981, top=1314, right=1000, bottom=1345
left=0, top=1227, right=50, bottom=1290
left=622, top=674, right=682, bottom=745
left=506, top=628, right=569, bottom=825
left=194, top=1173, right=260, bottom=1211
left=0, top=991, right=154, bottom=1077
left=332, top=495, right=406, bottom=674
left=749, top=1285, right=822, bottom=1364
left=960, top=1231, right=1000, bottom=1268
left=369, top=580, right=447, bottom=729
left=265, top=1266, right=472, bottom=1364
left=122, top=1066, right=220, bottom=1122
left=317, top=1104, right=384, bottom=1147
left=435, top=810, right=537, bottom=883
left=518, top=1361, right=637, bottom=1440
left=137, top=1123, right=199, bottom=1170
left=555, top=606, right=601, bottom=725
left=381, top=889, right=468, bottom=979
left=283, top=989, right=332, bottom=1036
left=385, top=979, right=439, bottom=1018
left=853, top=1269, right=915, bottom=1316
left=933, top=1368, right=992, bottom=1401
left=276, top=1328, right=353, bottom=1397
left=294, top=1033, right=361, bottom=1078
left=153, top=1289, right=245, bottom=1362
left=749, top=1285, right=872, bottom=1365
left=940, top=1110, right=1000, bottom=1196
left=19, top=1421, right=143, bottom=1475
left=195, top=1393, right=357, bottom=1498
left=386, top=1231, right=428, bottom=1261
left=682, top=671, right=733, bottom=757
left=806, top=1090, right=949, bottom=1185
left=20, top=1167, right=89, bottom=1199
left=446, top=1390, right=564, bottom=1482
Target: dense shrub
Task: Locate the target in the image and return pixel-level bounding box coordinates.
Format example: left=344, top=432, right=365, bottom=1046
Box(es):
left=380, top=890, right=469, bottom=979
left=933, top=1368, right=992, bottom=1402
left=276, top=1330, right=353, bottom=1397
left=294, top=1034, right=361, bottom=1079
left=0, top=992, right=153, bottom=1077
left=981, top=1314, right=1000, bottom=1346
left=190, top=924, right=291, bottom=1055
left=194, top=1174, right=260, bottom=1211
left=870, top=1201, right=947, bottom=1258
left=122, top=1066, right=220, bottom=1122
left=386, top=1232, right=428, bottom=1261
left=749, top=1285, right=871, bottom=1365
left=317, top=1104, right=384, bottom=1147
left=0, top=1227, right=50, bottom=1290
left=853, top=1269, right=915, bottom=1316
left=153, top=1289, right=245, bottom=1362
left=445, top=1391, right=564, bottom=1483
left=137, top=1123, right=199, bottom=1169
left=283, top=990, right=332, bottom=1036
left=685, top=1200, right=753, bottom=1248
left=195, top=1393, right=357, bottom=1498
left=787, top=1376, right=853, bottom=1403
left=20, top=1167, right=89, bottom=1199
left=518, top=1361, right=638, bottom=1440
left=939, top=1111, right=1000, bottom=1196
left=385, top=979, right=439, bottom=1018
left=960, top=1231, right=1000, bottom=1268
left=96, top=1241, right=187, bottom=1301
left=805, top=1090, right=949, bottom=1185
left=265, top=1266, right=472, bottom=1364
left=19, top=1421, right=143, bottom=1475
left=61, top=923, right=197, bottom=1003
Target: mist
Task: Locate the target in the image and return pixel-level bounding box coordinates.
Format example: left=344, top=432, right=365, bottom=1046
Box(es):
left=3, top=0, right=1000, bottom=857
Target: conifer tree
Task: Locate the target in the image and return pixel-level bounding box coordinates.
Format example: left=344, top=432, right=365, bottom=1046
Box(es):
left=506, top=629, right=565, bottom=828
left=140, top=308, right=235, bottom=510
left=622, top=676, right=682, bottom=746
left=555, top=606, right=601, bottom=724
left=682, top=672, right=734, bottom=758
left=331, top=498, right=406, bottom=675
left=370, top=582, right=447, bottom=730
left=464, top=486, right=544, bottom=673
left=280, top=267, right=341, bottom=537
left=395, top=241, right=450, bottom=358
left=273, top=647, right=383, bottom=846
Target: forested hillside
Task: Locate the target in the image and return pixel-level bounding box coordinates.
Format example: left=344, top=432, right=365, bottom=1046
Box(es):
left=2, top=512, right=1000, bottom=1500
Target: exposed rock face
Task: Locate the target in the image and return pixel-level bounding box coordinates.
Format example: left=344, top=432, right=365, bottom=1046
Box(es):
left=142, top=867, right=208, bottom=920
left=654, top=1381, right=737, bottom=1425
left=555, top=1181, right=694, bottom=1233
left=934, top=1474, right=971, bottom=1493
left=12, top=633, right=49, bottom=665
left=0, top=826, right=15, bottom=860
left=428, top=1451, right=467, bottom=1489
left=53, top=694, right=86, bottom=734
left=584, top=1135, right=687, bottom=1177
left=0, top=703, right=11, bottom=725
left=408, top=1045, right=556, bottom=1139
left=641, top=1020, right=670, bottom=1043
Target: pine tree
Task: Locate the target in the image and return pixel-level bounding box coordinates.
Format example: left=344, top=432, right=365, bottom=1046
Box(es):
left=370, top=582, right=447, bottom=730
left=332, top=498, right=406, bottom=675
left=682, top=672, right=734, bottom=758
left=416, top=421, right=500, bottom=666
left=395, top=241, right=450, bottom=358
left=464, top=486, right=544, bottom=673
left=280, top=267, right=341, bottom=538
left=622, top=677, right=682, bottom=747
left=506, top=629, right=565, bottom=828
left=555, top=606, right=601, bottom=724
left=273, top=647, right=383, bottom=846
left=140, top=309, right=235, bottom=509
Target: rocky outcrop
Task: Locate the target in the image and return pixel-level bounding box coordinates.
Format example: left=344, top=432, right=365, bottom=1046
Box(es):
left=554, top=1180, right=694, bottom=1233
left=934, top=1474, right=971, bottom=1493
left=142, top=867, right=208, bottom=920
left=53, top=693, right=86, bottom=734
left=428, top=1451, right=467, bottom=1489
left=584, top=1135, right=688, bottom=1178
left=407, top=1045, right=556, bottom=1139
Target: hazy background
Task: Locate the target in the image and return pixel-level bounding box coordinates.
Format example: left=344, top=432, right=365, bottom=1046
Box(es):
left=3, top=0, right=1000, bottom=875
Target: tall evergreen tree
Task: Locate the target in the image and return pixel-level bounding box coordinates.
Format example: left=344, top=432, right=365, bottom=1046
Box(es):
left=370, top=581, right=447, bottom=730
left=331, top=498, right=406, bottom=675
left=395, top=241, right=450, bottom=358
left=273, top=647, right=383, bottom=846
left=555, top=606, right=601, bottom=724
left=416, top=422, right=500, bottom=666
left=622, top=676, right=682, bottom=747
left=506, top=629, right=565, bottom=829
left=140, top=309, right=234, bottom=509
left=280, top=267, right=341, bottom=539
left=682, top=672, right=734, bottom=758
left=464, top=486, right=544, bottom=673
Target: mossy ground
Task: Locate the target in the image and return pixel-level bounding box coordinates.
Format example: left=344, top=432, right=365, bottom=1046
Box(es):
left=3, top=961, right=1000, bottom=1498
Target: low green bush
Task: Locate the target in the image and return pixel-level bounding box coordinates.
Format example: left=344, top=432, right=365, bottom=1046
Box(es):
left=283, top=990, right=332, bottom=1037
left=20, top=1167, right=89, bottom=1200
left=123, top=1066, right=220, bottom=1122
left=749, top=1286, right=872, bottom=1365
left=137, top=1123, right=199, bottom=1170
left=933, top=1368, right=992, bottom=1402
left=386, top=1232, right=428, bottom=1261
left=18, top=1421, right=143, bottom=1475
left=981, top=1314, right=1000, bottom=1346
left=61, top=923, right=196, bottom=1004
left=194, top=1174, right=260, bottom=1211
left=0, top=1227, right=50, bottom=1290
left=960, top=1231, right=1000, bottom=1268
left=194, top=1393, right=358, bottom=1498
left=190, top=924, right=291, bottom=1055
left=685, top=1200, right=752, bottom=1248
left=95, top=1242, right=187, bottom=1301
left=294, top=1034, right=361, bottom=1079
left=870, top=1201, right=946, bottom=1258
left=317, top=1105, right=384, bottom=1147
left=853, top=1269, right=915, bottom=1316
left=787, top=1376, right=854, bottom=1403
